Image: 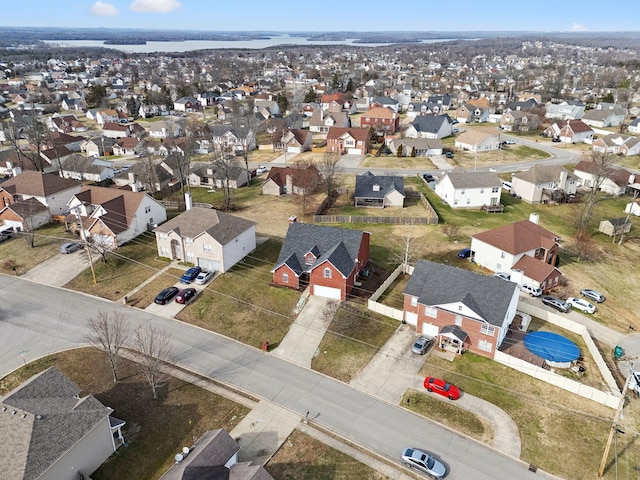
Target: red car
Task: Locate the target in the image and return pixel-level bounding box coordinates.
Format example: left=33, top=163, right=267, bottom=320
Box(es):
left=175, top=288, right=197, bottom=304
left=424, top=376, right=461, bottom=400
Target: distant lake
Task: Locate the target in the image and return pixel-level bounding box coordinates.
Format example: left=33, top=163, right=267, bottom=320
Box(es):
left=43, top=35, right=452, bottom=52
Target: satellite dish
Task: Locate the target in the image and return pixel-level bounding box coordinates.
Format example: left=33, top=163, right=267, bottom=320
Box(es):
left=174, top=453, right=184, bottom=463
left=182, top=447, right=190, bottom=455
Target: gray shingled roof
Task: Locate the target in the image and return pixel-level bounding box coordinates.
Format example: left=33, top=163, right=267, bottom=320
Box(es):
left=354, top=171, right=405, bottom=200
left=403, top=260, right=517, bottom=327
left=0, top=367, right=113, bottom=480
left=273, top=223, right=365, bottom=278
left=411, top=114, right=451, bottom=134
left=154, top=207, right=255, bottom=245
left=443, top=170, right=502, bottom=189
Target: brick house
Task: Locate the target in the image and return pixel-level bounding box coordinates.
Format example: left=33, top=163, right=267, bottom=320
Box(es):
left=326, top=127, right=370, bottom=155
left=403, top=260, right=519, bottom=358
left=0, top=196, right=50, bottom=231
left=0, top=171, right=82, bottom=215
left=271, top=222, right=370, bottom=301
left=470, top=217, right=563, bottom=291
left=543, top=120, right=593, bottom=143
left=360, top=106, right=400, bottom=136
left=261, top=165, right=321, bottom=196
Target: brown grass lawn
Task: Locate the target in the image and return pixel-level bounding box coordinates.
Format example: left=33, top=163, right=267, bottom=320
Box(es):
left=361, top=155, right=438, bottom=170
left=266, top=429, right=390, bottom=480
left=176, top=239, right=300, bottom=349
left=0, top=223, right=72, bottom=275
left=419, top=352, right=623, bottom=480
left=0, top=348, right=249, bottom=480
left=125, top=267, right=186, bottom=308
left=311, top=303, right=398, bottom=382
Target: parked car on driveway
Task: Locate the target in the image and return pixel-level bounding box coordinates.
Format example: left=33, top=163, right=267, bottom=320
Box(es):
left=581, top=289, right=605, bottom=303
left=542, top=296, right=571, bottom=313
left=401, top=447, right=447, bottom=478
left=423, top=173, right=435, bottom=183
left=256, top=165, right=268, bottom=174
left=195, top=270, right=214, bottom=285
left=566, top=297, right=596, bottom=314
left=60, top=242, right=82, bottom=254
left=411, top=336, right=433, bottom=355
left=493, top=272, right=512, bottom=282
left=175, top=288, right=197, bottom=304
left=520, top=283, right=542, bottom=297
left=424, top=376, right=460, bottom=400
left=180, top=266, right=202, bottom=284
left=154, top=286, right=179, bottom=305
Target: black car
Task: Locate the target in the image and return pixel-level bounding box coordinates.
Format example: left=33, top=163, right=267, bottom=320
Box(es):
left=542, top=296, right=570, bottom=313
left=423, top=173, right=435, bottom=182
left=155, top=286, right=180, bottom=305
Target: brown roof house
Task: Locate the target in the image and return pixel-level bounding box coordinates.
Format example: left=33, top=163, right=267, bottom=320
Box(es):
left=573, top=160, right=635, bottom=196
left=0, top=171, right=82, bottom=215
left=454, top=128, right=501, bottom=152
left=154, top=206, right=256, bottom=273
left=159, top=429, right=273, bottom=480
left=326, top=127, right=370, bottom=156
left=470, top=215, right=563, bottom=292
left=0, top=367, right=125, bottom=480
left=261, top=165, right=321, bottom=196
left=67, top=185, right=167, bottom=248
left=0, top=196, right=50, bottom=232
left=543, top=120, right=593, bottom=143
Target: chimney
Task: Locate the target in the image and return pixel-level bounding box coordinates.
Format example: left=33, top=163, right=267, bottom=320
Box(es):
left=185, top=192, right=193, bottom=211
left=529, top=213, right=539, bottom=224
left=559, top=170, right=568, bottom=189
left=629, top=174, right=636, bottom=185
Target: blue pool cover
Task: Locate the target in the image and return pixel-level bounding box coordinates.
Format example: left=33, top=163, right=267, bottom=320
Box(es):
left=523, top=331, right=580, bottom=363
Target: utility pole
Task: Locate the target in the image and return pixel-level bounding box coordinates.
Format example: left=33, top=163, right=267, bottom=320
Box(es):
left=73, top=204, right=97, bottom=284
left=598, top=373, right=631, bottom=477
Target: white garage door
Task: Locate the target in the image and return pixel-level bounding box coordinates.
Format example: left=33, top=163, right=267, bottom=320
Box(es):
left=198, top=258, right=220, bottom=272
left=421, top=323, right=439, bottom=337
left=404, top=311, right=418, bottom=327
left=313, top=285, right=342, bottom=300
left=347, top=148, right=361, bottom=155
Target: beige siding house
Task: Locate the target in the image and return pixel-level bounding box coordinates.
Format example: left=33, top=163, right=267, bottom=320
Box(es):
left=154, top=207, right=256, bottom=272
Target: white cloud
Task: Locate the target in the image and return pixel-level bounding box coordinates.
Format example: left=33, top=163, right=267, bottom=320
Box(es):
left=130, top=0, right=181, bottom=13
left=570, top=23, right=588, bottom=32
left=91, top=1, right=119, bottom=16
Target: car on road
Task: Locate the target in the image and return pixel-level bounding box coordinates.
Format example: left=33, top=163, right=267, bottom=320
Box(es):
left=401, top=447, right=447, bottom=478
left=424, top=376, right=460, bottom=400
left=504, top=139, right=516, bottom=145
left=457, top=248, right=473, bottom=259
left=520, top=283, right=542, bottom=297
left=542, top=296, right=571, bottom=313
left=566, top=297, right=596, bottom=314
left=175, top=288, right=197, bottom=304
left=195, top=270, right=215, bottom=285
left=581, top=289, right=605, bottom=303
left=60, top=242, right=82, bottom=254
left=154, top=286, right=179, bottom=305
left=411, top=336, right=433, bottom=355
left=180, top=266, right=202, bottom=284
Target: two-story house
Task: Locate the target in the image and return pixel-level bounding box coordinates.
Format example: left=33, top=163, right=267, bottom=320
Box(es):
left=434, top=170, right=502, bottom=209
left=511, top=165, right=578, bottom=204
left=326, top=127, right=370, bottom=155
left=405, top=115, right=453, bottom=139
left=359, top=106, right=400, bottom=137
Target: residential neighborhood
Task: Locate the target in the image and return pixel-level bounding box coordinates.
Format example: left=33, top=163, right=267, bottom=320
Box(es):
left=1, top=20, right=640, bottom=480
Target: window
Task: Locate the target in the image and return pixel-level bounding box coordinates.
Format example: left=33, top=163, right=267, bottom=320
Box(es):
left=466, top=198, right=471, bottom=205
left=323, top=268, right=332, bottom=279
left=480, top=188, right=484, bottom=194
left=492, top=187, right=499, bottom=193
left=203, top=244, right=212, bottom=253
left=282, top=273, right=289, bottom=284
left=455, top=315, right=462, bottom=326
left=424, top=306, right=437, bottom=318
left=500, top=252, right=505, bottom=259
left=478, top=339, right=493, bottom=353
left=411, top=296, right=417, bottom=307
left=185, top=237, right=193, bottom=245
left=160, top=247, right=170, bottom=257
left=186, top=251, right=194, bottom=261
left=480, top=324, right=495, bottom=336
left=145, top=205, right=151, bottom=214
left=305, top=253, right=315, bottom=265
left=461, top=189, right=465, bottom=195
left=158, top=233, right=168, bottom=240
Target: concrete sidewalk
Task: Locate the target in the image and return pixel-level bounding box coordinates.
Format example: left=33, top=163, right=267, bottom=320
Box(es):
left=272, top=294, right=331, bottom=368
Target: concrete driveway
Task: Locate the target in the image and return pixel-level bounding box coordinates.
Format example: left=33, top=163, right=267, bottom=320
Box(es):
left=21, top=247, right=89, bottom=286
left=144, top=281, right=208, bottom=317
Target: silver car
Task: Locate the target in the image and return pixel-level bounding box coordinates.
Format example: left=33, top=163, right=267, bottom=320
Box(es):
left=60, top=242, right=82, bottom=254
left=580, top=289, right=605, bottom=303
left=411, top=336, right=433, bottom=355
left=401, top=447, right=447, bottom=478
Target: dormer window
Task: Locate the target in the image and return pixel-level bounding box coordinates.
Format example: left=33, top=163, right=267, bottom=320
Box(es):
left=305, top=253, right=316, bottom=265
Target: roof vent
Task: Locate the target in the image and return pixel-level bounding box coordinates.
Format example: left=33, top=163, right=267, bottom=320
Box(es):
left=22, top=414, right=27, bottom=419
left=12, top=410, right=16, bottom=415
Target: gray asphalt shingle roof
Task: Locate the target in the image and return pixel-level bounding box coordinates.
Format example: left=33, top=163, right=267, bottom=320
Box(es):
left=273, top=223, right=365, bottom=278
left=403, top=260, right=517, bottom=327
left=354, top=171, right=404, bottom=200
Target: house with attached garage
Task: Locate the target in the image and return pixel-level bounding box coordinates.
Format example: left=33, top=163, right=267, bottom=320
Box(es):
left=544, top=100, right=585, bottom=120
left=326, top=127, right=370, bottom=155
left=403, top=259, right=519, bottom=359
left=154, top=207, right=255, bottom=273
left=0, top=367, right=126, bottom=480
left=405, top=114, right=453, bottom=139
left=59, top=154, right=115, bottom=182
left=66, top=185, right=167, bottom=248
left=454, top=128, right=501, bottom=152
left=0, top=170, right=82, bottom=215
left=0, top=196, right=50, bottom=231
left=592, top=133, right=640, bottom=157
left=308, top=109, right=350, bottom=134
left=387, top=137, right=443, bottom=157
left=434, top=169, right=502, bottom=209
left=354, top=171, right=405, bottom=208
left=511, top=164, right=578, bottom=204
left=573, top=160, right=636, bottom=196
left=581, top=103, right=627, bottom=128
left=543, top=119, right=594, bottom=143
left=470, top=216, right=563, bottom=291
left=271, top=221, right=370, bottom=301
left=261, top=165, right=321, bottom=196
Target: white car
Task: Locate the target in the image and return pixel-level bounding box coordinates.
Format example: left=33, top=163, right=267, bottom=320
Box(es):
left=566, top=297, right=596, bottom=314
left=520, top=283, right=542, bottom=297
left=256, top=165, right=268, bottom=174
left=195, top=270, right=214, bottom=285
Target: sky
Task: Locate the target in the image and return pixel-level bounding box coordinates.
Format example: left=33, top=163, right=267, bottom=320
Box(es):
left=3, top=0, right=640, bottom=32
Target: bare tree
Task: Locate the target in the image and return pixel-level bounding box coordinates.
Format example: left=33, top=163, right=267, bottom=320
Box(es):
left=211, top=145, right=242, bottom=211
left=84, top=311, right=131, bottom=383
left=291, top=159, right=321, bottom=215
left=394, top=218, right=422, bottom=272
left=442, top=224, right=461, bottom=241
left=317, top=151, right=342, bottom=197
left=575, top=151, right=617, bottom=232
left=132, top=325, right=172, bottom=399
left=228, top=108, right=263, bottom=184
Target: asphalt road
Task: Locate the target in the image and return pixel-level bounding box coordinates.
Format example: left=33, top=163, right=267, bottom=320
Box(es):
left=0, top=275, right=555, bottom=480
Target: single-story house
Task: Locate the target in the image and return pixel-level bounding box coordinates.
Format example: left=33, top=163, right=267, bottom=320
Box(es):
left=60, top=154, right=115, bottom=182
left=403, top=259, right=519, bottom=359
left=454, top=128, right=501, bottom=152
left=511, top=165, right=578, bottom=204
left=154, top=207, right=256, bottom=273
left=387, top=138, right=443, bottom=157
left=592, top=134, right=640, bottom=157
left=0, top=367, right=125, bottom=480
left=271, top=221, right=370, bottom=301
left=354, top=171, right=405, bottom=208
left=581, top=104, right=627, bottom=128
left=261, top=165, right=321, bottom=196
left=573, top=160, right=635, bottom=196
